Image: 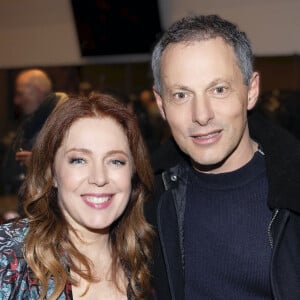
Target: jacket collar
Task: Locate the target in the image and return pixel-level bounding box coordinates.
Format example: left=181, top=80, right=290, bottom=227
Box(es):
left=249, top=113, right=300, bottom=213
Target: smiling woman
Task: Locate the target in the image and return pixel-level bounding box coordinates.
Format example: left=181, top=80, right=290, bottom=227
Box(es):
left=0, top=94, right=155, bottom=300
left=54, top=117, right=133, bottom=233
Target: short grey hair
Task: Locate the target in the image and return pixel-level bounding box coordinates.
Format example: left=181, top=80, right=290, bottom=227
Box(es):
left=151, top=15, right=254, bottom=94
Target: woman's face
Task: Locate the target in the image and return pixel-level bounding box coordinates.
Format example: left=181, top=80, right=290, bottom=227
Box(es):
left=53, top=117, right=133, bottom=235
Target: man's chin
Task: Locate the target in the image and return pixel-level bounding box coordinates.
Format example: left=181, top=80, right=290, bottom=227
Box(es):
left=190, top=157, right=226, bottom=173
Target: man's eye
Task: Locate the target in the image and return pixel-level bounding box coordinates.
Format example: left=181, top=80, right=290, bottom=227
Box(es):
left=69, top=157, right=86, bottom=165
left=214, top=86, right=226, bottom=94
left=171, top=92, right=190, bottom=104
left=209, top=85, right=231, bottom=98
left=175, top=92, right=186, bottom=99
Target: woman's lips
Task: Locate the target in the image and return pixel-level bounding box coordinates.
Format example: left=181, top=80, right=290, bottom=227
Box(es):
left=82, top=194, right=113, bottom=209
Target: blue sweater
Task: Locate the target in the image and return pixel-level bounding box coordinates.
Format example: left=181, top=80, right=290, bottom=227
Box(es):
left=184, top=151, right=272, bottom=299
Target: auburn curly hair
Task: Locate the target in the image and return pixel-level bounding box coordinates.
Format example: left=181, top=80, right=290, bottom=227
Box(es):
left=22, top=94, right=154, bottom=299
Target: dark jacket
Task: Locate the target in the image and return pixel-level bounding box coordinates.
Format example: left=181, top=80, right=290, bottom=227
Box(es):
left=147, top=113, right=300, bottom=300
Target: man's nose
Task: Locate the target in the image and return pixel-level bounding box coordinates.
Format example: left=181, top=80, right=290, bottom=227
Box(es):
left=191, top=96, right=214, bottom=125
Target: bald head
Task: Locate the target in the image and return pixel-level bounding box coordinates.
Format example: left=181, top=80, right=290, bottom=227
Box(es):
left=14, top=69, right=52, bottom=115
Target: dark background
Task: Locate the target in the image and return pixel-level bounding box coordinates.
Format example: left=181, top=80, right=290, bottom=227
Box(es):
left=71, top=0, right=162, bottom=56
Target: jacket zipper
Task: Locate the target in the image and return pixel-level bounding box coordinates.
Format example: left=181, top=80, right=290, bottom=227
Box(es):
left=267, top=209, right=279, bottom=248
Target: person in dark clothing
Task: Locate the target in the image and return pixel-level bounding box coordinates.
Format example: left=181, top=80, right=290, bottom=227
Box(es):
left=146, top=15, right=300, bottom=300
left=0, top=69, right=53, bottom=194
left=0, top=69, right=67, bottom=196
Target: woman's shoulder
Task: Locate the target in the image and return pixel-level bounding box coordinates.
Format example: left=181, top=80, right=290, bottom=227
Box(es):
left=0, top=218, right=29, bottom=260
left=0, top=218, right=29, bottom=247
left=0, top=218, right=31, bottom=298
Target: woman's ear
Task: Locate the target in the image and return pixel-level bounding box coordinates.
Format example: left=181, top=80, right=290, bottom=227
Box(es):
left=53, top=177, right=58, bottom=188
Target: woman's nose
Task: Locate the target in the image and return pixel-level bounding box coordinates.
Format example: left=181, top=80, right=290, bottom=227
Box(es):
left=88, top=164, right=108, bottom=186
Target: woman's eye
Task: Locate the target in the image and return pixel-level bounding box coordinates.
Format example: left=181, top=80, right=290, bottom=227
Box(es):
left=110, top=159, right=126, bottom=166
left=69, top=157, right=86, bottom=165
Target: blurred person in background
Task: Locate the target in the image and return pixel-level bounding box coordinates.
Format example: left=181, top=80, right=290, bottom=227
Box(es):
left=0, top=69, right=67, bottom=197
left=14, top=68, right=52, bottom=116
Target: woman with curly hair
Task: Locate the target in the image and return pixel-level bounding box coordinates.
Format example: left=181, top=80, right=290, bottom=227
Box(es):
left=0, top=94, right=155, bottom=299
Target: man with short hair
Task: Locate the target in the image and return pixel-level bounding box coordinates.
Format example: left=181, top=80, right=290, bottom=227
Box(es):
left=147, top=15, right=300, bottom=299
left=1, top=69, right=67, bottom=198
left=14, top=69, right=52, bottom=116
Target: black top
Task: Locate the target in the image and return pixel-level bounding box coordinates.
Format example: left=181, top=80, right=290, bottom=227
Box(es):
left=184, top=151, right=272, bottom=299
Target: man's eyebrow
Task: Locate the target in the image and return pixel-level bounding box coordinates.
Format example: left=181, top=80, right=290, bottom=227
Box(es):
left=165, top=84, right=192, bottom=92
left=206, top=79, right=231, bottom=88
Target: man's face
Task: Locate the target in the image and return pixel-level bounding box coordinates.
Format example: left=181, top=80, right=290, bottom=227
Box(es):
left=14, top=75, right=40, bottom=115
left=154, top=37, right=259, bottom=173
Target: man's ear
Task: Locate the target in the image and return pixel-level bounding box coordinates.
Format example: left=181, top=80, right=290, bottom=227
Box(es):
left=247, top=72, right=260, bottom=111
left=153, top=87, right=166, bottom=120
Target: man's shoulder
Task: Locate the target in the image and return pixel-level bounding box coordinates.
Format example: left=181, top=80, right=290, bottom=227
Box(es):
left=249, top=112, right=300, bottom=147
left=249, top=112, right=300, bottom=213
